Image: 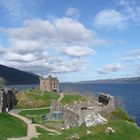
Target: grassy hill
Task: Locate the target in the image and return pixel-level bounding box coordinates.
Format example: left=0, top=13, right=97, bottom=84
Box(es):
left=16, top=89, right=60, bottom=108
left=16, top=89, right=90, bottom=108
left=0, top=64, right=39, bottom=84
left=61, top=93, right=88, bottom=105
left=32, top=109, right=140, bottom=140
left=32, top=120, right=140, bottom=140
left=0, top=113, right=27, bottom=140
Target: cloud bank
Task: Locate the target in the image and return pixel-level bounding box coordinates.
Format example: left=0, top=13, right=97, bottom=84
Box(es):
left=0, top=17, right=105, bottom=75
left=97, top=63, right=124, bottom=74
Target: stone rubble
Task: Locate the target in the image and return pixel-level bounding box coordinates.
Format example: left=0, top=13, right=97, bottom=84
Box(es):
left=84, top=112, right=108, bottom=127
left=105, top=127, right=116, bottom=134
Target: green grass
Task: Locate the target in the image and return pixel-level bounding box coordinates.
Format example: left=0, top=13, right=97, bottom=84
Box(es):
left=31, top=109, right=140, bottom=140
left=61, top=93, right=88, bottom=105
left=109, top=109, right=135, bottom=123
left=0, top=113, right=27, bottom=140
left=16, top=89, right=60, bottom=108
left=32, top=120, right=140, bottom=140
left=19, top=109, right=50, bottom=123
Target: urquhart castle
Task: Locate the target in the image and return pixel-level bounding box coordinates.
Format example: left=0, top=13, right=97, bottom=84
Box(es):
left=40, top=75, right=59, bottom=92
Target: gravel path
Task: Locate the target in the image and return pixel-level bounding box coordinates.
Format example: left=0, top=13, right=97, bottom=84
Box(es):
left=58, top=93, right=64, bottom=102
left=8, top=112, right=39, bottom=140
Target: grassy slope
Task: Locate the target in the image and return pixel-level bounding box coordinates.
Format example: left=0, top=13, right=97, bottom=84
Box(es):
left=16, top=89, right=89, bottom=108
left=19, top=109, right=50, bottom=123
left=61, top=93, right=88, bottom=105
left=19, top=109, right=50, bottom=117
left=16, top=89, right=60, bottom=108
left=32, top=109, right=140, bottom=140
left=32, top=120, right=140, bottom=140
left=0, top=113, right=27, bottom=140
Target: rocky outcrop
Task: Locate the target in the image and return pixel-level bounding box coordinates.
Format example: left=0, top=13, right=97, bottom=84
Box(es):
left=85, top=112, right=107, bottom=127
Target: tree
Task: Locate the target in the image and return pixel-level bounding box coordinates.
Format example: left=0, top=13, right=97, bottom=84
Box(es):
left=0, top=77, right=6, bottom=87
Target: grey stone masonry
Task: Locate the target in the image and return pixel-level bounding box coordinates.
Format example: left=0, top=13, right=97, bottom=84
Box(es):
left=40, top=75, right=59, bottom=92
left=0, top=88, right=17, bottom=112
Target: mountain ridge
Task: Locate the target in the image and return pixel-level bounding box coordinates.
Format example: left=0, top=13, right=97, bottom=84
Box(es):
left=0, top=64, right=39, bottom=85
left=79, top=77, right=140, bottom=83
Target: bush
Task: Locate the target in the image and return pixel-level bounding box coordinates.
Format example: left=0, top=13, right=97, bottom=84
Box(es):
left=110, top=109, right=135, bottom=123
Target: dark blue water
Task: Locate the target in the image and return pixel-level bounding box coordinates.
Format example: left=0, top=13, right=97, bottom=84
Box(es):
left=8, top=83, right=140, bottom=126
left=60, top=83, right=140, bottom=126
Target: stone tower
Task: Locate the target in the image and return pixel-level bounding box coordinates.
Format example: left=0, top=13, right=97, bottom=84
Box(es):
left=40, top=75, right=59, bottom=92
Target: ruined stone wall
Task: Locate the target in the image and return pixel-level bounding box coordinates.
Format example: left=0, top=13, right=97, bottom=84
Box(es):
left=40, top=76, right=59, bottom=92
left=0, top=89, right=17, bottom=112
left=40, top=79, right=51, bottom=92
left=0, top=93, right=3, bottom=112
left=99, top=97, right=115, bottom=116
left=50, top=79, right=59, bottom=91
left=64, top=108, right=80, bottom=129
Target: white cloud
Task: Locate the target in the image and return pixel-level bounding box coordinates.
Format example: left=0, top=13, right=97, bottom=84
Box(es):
left=4, top=52, right=38, bottom=62
left=0, top=45, right=6, bottom=54
left=65, top=7, right=80, bottom=18
left=94, top=0, right=140, bottom=30
left=54, top=17, right=94, bottom=44
left=97, top=63, right=124, bottom=74
left=60, top=45, right=95, bottom=57
left=121, top=49, right=140, bottom=62
left=117, top=0, right=140, bottom=22
left=1, top=17, right=105, bottom=75
left=50, top=59, right=87, bottom=74
left=94, top=9, right=126, bottom=29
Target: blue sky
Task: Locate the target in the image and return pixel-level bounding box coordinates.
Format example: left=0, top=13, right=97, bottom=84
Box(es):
left=0, top=0, right=140, bottom=82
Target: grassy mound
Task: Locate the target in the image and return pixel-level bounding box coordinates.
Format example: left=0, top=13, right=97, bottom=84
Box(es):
left=16, top=89, right=60, bottom=108
left=109, top=109, right=135, bottom=123
left=19, top=109, right=50, bottom=123
left=61, top=93, right=88, bottom=105
left=0, top=113, right=27, bottom=140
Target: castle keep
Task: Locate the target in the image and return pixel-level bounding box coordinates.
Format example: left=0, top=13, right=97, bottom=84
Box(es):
left=40, top=75, right=59, bottom=92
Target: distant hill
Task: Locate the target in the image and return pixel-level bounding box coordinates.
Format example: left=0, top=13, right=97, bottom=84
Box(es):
left=0, top=64, right=39, bottom=85
left=79, top=77, right=140, bottom=84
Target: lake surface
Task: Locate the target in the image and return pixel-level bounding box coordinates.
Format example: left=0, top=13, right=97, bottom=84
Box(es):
left=9, top=83, right=140, bottom=126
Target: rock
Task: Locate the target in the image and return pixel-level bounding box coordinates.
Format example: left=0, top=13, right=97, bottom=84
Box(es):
left=105, top=127, right=115, bottom=134
left=87, top=130, right=93, bottom=135
left=68, top=133, right=79, bottom=139
left=84, top=112, right=108, bottom=127
left=48, top=133, right=55, bottom=135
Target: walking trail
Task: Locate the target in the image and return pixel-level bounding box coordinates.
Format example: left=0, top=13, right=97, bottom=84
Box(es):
left=7, top=92, right=64, bottom=140
left=8, top=112, right=39, bottom=140
left=58, top=92, right=64, bottom=102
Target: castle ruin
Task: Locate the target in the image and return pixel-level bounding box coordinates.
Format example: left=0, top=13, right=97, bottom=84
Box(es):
left=0, top=88, right=17, bottom=112
left=40, top=75, right=59, bottom=92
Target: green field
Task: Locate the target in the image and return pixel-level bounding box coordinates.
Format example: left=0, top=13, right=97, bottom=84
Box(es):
left=19, top=109, right=50, bottom=123
left=32, top=120, right=140, bottom=140
left=61, top=93, right=88, bottom=105
left=16, top=89, right=60, bottom=108
left=31, top=109, right=140, bottom=140
left=0, top=113, right=27, bottom=140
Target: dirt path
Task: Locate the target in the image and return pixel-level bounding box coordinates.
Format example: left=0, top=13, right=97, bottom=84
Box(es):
left=36, top=124, right=61, bottom=135
left=58, top=93, right=64, bottom=102
left=8, top=112, right=61, bottom=140
left=8, top=112, right=39, bottom=140
left=21, top=106, right=51, bottom=111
